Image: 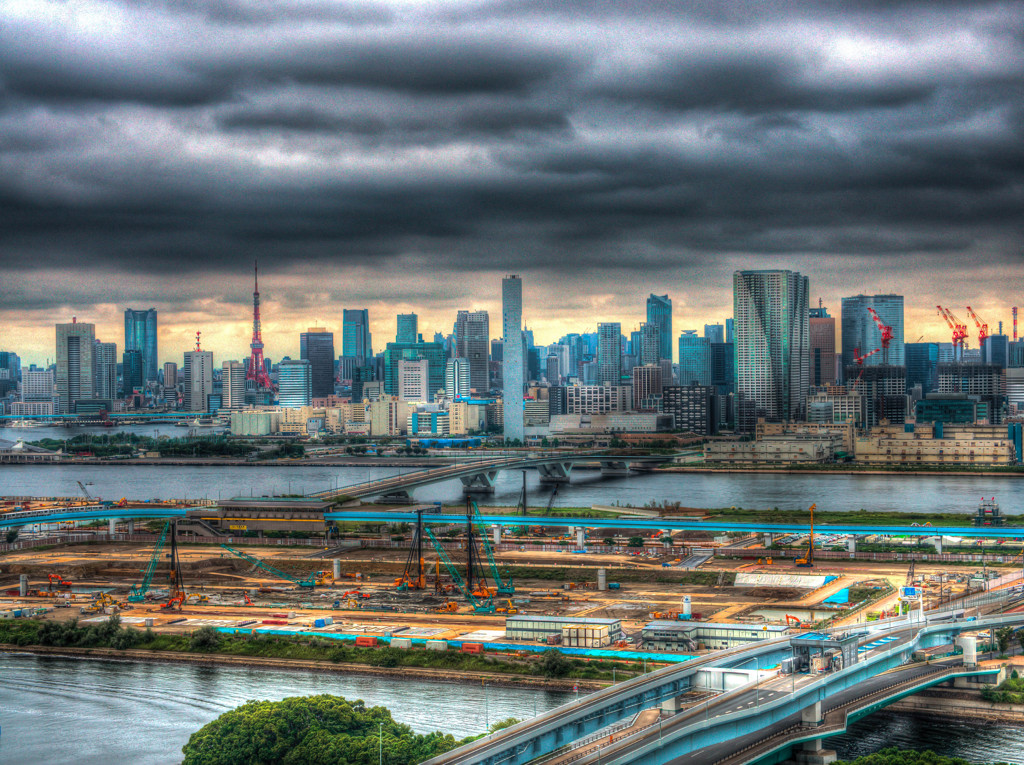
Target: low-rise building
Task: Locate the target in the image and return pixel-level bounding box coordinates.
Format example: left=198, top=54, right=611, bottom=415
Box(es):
left=549, top=412, right=673, bottom=434
left=641, top=621, right=789, bottom=651
left=505, top=615, right=622, bottom=642
left=705, top=433, right=841, bottom=464
left=853, top=422, right=1016, bottom=466
left=230, top=409, right=281, bottom=436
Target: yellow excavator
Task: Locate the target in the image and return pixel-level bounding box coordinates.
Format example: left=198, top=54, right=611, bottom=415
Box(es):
left=795, top=503, right=816, bottom=568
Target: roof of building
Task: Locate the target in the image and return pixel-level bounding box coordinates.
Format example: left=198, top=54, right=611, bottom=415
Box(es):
left=0, top=438, right=56, bottom=454
left=507, top=615, right=621, bottom=626
left=643, top=620, right=789, bottom=633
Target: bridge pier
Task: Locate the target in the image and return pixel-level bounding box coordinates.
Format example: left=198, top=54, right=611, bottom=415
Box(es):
left=801, top=701, right=822, bottom=727
left=377, top=490, right=416, bottom=505
left=764, top=532, right=773, bottom=547
left=127, top=519, right=135, bottom=534
left=576, top=527, right=586, bottom=548
left=461, top=471, right=499, bottom=495
left=538, top=462, right=573, bottom=484
left=935, top=536, right=943, bottom=554
left=847, top=537, right=857, bottom=553
left=599, top=460, right=632, bottom=477
left=493, top=526, right=501, bottom=546
left=108, top=518, right=116, bottom=535
left=792, top=740, right=837, bottom=765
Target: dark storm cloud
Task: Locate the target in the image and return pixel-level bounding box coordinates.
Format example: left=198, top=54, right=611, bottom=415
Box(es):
left=0, top=0, right=1023, bottom=313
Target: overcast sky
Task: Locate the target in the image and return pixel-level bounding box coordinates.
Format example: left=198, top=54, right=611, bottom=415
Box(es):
left=2, top=0, right=1023, bottom=365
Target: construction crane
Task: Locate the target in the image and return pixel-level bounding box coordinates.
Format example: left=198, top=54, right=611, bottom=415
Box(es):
left=866, top=307, right=894, bottom=365
left=220, top=544, right=317, bottom=588
left=76, top=481, right=96, bottom=502
left=471, top=501, right=514, bottom=596
left=394, top=509, right=426, bottom=591
left=128, top=520, right=171, bottom=602
left=849, top=347, right=880, bottom=392
left=160, top=522, right=187, bottom=610
left=424, top=527, right=494, bottom=612
left=965, top=306, right=989, bottom=348
left=795, top=504, right=816, bottom=568
left=937, top=306, right=969, bottom=359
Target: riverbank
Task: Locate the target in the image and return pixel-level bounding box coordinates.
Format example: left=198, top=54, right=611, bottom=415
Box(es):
left=0, top=643, right=607, bottom=691
left=661, top=465, right=1024, bottom=477
left=887, top=684, right=1024, bottom=723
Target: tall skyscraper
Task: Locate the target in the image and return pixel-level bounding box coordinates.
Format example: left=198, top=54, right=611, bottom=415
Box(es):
left=94, top=341, right=118, bottom=400
left=445, top=357, right=471, bottom=398
left=704, top=324, right=725, bottom=344
left=163, top=362, right=178, bottom=388
left=597, top=322, right=622, bottom=386
left=124, top=308, right=158, bottom=384
left=809, top=305, right=837, bottom=386
left=646, top=294, right=673, bottom=362
left=733, top=270, right=810, bottom=424
left=638, top=322, right=661, bottom=367
left=396, top=314, right=419, bottom=344
left=725, top=318, right=735, bottom=344
left=122, top=349, right=144, bottom=393
left=383, top=342, right=446, bottom=397
left=56, top=319, right=96, bottom=414
left=455, top=310, right=490, bottom=393
left=300, top=327, right=335, bottom=399
left=342, top=309, right=373, bottom=366
left=398, top=358, right=431, bottom=401
left=182, top=349, right=214, bottom=412
left=841, top=295, right=905, bottom=373
left=222, top=360, right=246, bottom=408
left=678, top=330, right=711, bottom=386
left=278, top=359, right=312, bottom=408
left=502, top=275, right=524, bottom=442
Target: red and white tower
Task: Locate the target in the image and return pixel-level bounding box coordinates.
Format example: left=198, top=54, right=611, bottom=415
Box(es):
left=247, top=261, right=273, bottom=389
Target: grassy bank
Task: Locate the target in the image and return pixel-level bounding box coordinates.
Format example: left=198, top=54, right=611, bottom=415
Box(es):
left=707, top=507, right=982, bottom=527
left=0, top=617, right=649, bottom=682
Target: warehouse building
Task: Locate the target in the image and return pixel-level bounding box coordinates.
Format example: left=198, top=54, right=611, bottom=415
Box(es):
left=505, top=615, right=622, bottom=642
left=642, top=621, right=789, bottom=651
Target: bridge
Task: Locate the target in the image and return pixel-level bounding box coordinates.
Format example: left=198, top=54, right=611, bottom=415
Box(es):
left=307, top=452, right=676, bottom=503
left=423, top=606, right=1024, bottom=765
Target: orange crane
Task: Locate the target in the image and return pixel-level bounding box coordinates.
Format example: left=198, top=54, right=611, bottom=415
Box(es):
left=866, top=307, right=894, bottom=365
left=795, top=504, right=816, bottom=568
left=936, top=306, right=968, bottom=359
left=965, top=306, right=989, bottom=347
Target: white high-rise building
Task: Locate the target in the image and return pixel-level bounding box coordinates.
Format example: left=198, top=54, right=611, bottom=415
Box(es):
left=22, top=369, right=54, bottom=402
left=93, top=341, right=118, bottom=400
left=733, top=270, right=810, bottom=426
left=445, top=357, right=471, bottom=399
left=222, top=360, right=247, bottom=408
left=398, top=358, right=431, bottom=402
left=597, top=322, right=622, bottom=386
left=277, top=359, right=312, bottom=408
left=183, top=350, right=214, bottom=412
left=502, top=275, right=524, bottom=442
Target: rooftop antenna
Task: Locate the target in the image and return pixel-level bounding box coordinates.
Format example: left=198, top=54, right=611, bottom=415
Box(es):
left=195, top=331, right=202, bottom=352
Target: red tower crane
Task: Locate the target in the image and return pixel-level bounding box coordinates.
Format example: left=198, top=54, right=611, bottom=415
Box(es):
left=936, top=306, right=968, bottom=360
left=850, top=346, right=880, bottom=390
left=865, top=307, right=894, bottom=365
left=247, top=261, right=274, bottom=390
left=964, top=306, right=989, bottom=347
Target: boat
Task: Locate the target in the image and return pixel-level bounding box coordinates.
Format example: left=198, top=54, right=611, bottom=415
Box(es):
left=174, top=417, right=227, bottom=428
left=7, top=419, right=46, bottom=428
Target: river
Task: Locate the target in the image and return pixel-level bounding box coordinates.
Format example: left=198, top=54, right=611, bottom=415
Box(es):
left=1, top=653, right=1022, bottom=764
left=1, top=459, right=1022, bottom=515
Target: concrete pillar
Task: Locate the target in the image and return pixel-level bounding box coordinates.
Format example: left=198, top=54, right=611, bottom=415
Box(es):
left=108, top=518, right=116, bottom=535
left=801, top=701, right=822, bottom=727
left=576, top=527, right=586, bottom=548
left=935, top=537, right=943, bottom=554
left=763, top=533, right=773, bottom=548
left=332, top=558, right=341, bottom=579
left=847, top=537, right=857, bottom=553
left=795, top=739, right=837, bottom=765
left=494, top=526, right=502, bottom=546
left=660, top=697, right=680, bottom=712
left=19, top=574, right=28, bottom=596
left=127, top=520, right=135, bottom=534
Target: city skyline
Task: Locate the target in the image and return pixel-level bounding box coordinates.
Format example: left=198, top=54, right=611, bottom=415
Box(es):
left=2, top=1, right=1022, bottom=365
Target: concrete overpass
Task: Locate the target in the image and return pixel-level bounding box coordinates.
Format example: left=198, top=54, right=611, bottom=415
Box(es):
left=307, top=452, right=676, bottom=503
left=422, top=607, right=1024, bottom=765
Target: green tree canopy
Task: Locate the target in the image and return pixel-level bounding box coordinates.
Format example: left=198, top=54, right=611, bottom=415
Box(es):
left=182, top=695, right=467, bottom=765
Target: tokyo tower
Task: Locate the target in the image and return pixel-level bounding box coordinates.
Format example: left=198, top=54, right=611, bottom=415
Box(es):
left=247, top=260, right=273, bottom=389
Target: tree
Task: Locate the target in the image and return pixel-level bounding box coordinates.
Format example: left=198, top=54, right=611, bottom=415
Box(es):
left=540, top=649, right=571, bottom=678
left=5, top=528, right=19, bottom=544
left=488, top=718, right=521, bottom=733
left=627, top=536, right=645, bottom=548
left=182, top=695, right=466, bottom=765
left=603, top=537, right=616, bottom=546
left=996, top=626, right=1013, bottom=655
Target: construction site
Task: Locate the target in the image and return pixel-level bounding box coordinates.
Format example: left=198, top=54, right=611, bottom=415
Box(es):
left=1, top=499, right=1013, bottom=666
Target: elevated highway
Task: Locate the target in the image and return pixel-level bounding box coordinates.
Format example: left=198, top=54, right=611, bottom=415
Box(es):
left=307, top=453, right=675, bottom=503
left=423, top=608, right=1024, bottom=765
